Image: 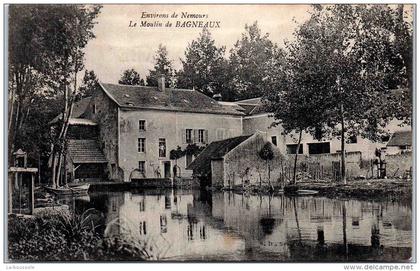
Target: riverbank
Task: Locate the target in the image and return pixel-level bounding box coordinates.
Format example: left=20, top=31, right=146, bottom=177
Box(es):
left=7, top=210, right=152, bottom=261
left=218, top=178, right=412, bottom=201
left=296, top=179, right=412, bottom=201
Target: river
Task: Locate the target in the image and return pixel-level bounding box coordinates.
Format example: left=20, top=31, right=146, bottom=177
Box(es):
left=61, top=189, right=412, bottom=262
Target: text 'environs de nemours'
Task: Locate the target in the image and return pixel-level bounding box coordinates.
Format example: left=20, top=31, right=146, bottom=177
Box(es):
left=128, top=11, right=221, bottom=28
left=141, top=11, right=209, bottom=19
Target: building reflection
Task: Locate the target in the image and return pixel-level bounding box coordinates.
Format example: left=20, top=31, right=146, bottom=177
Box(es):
left=80, top=189, right=412, bottom=261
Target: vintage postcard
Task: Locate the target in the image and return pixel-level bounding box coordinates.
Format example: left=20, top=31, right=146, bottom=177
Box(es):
left=5, top=3, right=415, bottom=266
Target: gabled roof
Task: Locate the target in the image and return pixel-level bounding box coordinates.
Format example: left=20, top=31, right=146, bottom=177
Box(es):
left=387, top=130, right=412, bottom=147
left=67, top=139, right=107, bottom=164
left=187, top=135, right=251, bottom=175
left=49, top=97, right=92, bottom=124
left=100, top=83, right=244, bottom=116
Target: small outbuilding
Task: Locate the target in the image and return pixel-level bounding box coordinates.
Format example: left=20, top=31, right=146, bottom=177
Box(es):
left=386, top=130, right=412, bottom=155
left=188, top=132, right=286, bottom=188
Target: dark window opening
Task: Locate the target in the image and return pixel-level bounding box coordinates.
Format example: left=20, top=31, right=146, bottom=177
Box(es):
left=348, top=135, right=357, bottom=144
left=186, top=154, right=193, bottom=166
left=139, top=120, right=146, bottom=131
left=286, top=144, right=303, bottom=154
left=138, top=161, right=145, bottom=175
left=92, top=103, right=96, bottom=114
left=271, top=136, right=277, bottom=146
left=186, top=129, right=193, bottom=143
left=198, top=129, right=206, bottom=143
left=381, top=135, right=390, bottom=143
left=308, top=142, right=330, bottom=154
left=138, top=138, right=146, bottom=153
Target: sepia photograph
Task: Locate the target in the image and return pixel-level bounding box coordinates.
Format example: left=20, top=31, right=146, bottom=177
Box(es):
left=4, top=2, right=415, bottom=265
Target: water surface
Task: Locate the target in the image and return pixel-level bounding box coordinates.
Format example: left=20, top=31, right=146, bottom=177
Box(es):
left=63, top=189, right=412, bottom=262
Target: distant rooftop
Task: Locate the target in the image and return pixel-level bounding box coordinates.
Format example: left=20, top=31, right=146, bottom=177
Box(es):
left=49, top=97, right=92, bottom=125
left=387, top=130, right=412, bottom=147
left=234, top=97, right=266, bottom=116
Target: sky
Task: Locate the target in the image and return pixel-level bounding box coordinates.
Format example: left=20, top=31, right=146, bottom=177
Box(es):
left=83, top=4, right=312, bottom=84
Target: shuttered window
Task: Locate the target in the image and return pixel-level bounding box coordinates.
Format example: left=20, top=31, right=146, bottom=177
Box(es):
left=184, top=129, right=208, bottom=144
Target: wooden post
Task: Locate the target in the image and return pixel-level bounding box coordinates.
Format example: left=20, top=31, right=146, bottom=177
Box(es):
left=8, top=173, right=13, bottom=213
left=30, top=174, right=35, bottom=215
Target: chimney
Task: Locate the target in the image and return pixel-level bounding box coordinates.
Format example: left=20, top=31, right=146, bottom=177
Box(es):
left=212, top=93, right=222, bottom=101
left=157, top=75, right=165, bottom=92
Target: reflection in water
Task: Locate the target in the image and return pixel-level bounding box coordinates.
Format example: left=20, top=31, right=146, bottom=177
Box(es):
left=66, top=190, right=412, bottom=262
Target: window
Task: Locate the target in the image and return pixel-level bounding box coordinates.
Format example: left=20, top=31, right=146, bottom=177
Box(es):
left=271, top=136, right=277, bottom=146
left=348, top=135, right=357, bottom=144
left=160, top=215, right=167, bottom=234
left=186, top=129, right=193, bottom=143
left=139, top=221, right=147, bottom=235
left=139, top=198, right=145, bottom=212
left=139, top=120, right=146, bottom=131
left=308, top=142, right=330, bottom=154
left=198, top=129, right=206, bottom=143
left=92, top=103, right=96, bottom=114
left=138, top=138, right=146, bottom=153
left=399, top=145, right=411, bottom=151
left=186, top=154, right=193, bottom=166
left=286, top=144, right=303, bottom=154
left=381, top=135, right=390, bottom=143
left=159, top=138, right=166, bottom=157
left=138, top=161, right=145, bottom=174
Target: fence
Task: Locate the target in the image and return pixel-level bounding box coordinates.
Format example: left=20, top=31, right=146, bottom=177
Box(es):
left=278, top=151, right=412, bottom=182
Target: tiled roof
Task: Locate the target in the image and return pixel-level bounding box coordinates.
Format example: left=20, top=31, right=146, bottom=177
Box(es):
left=100, top=83, right=244, bottom=116
left=387, top=130, right=412, bottom=147
left=50, top=97, right=92, bottom=124
left=187, top=135, right=251, bottom=175
left=235, top=97, right=262, bottom=105
left=67, top=139, right=107, bottom=164
left=235, top=97, right=267, bottom=115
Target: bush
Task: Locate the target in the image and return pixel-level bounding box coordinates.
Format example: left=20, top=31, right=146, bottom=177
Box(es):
left=8, top=209, right=151, bottom=261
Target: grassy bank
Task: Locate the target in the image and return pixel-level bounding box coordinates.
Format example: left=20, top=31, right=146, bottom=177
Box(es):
left=8, top=209, right=152, bottom=261
left=219, top=179, right=412, bottom=201
left=296, top=179, right=412, bottom=201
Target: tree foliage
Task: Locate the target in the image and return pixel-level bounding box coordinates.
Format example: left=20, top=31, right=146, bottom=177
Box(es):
left=229, top=22, right=285, bottom=100
left=77, top=69, right=99, bottom=100
left=265, top=5, right=413, bottom=183
left=146, top=44, right=175, bottom=87
left=118, top=68, right=142, bottom=85
left=8, top=5, right=102, bottom=175
left=177, top=28, right=231, bottom=99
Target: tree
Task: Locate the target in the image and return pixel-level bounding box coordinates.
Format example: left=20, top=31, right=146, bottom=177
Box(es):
left=258, top=142, right=274, bottom=189
left=77, top=70, right=99, bottom=100
left=177, top=28, right=232, bottom=100
left=8, top=5, right=49, bottom=164
left=8, top=5, right=102, bottom=187
left=229, top=21, right=285, bottom=100
left=278, top=5, right=413, bottom=184
left=118, top=69, right=142, bottom=85
left=264, top=41, right=327, bottom=185
left=146, top=44, right=175, bottom=87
